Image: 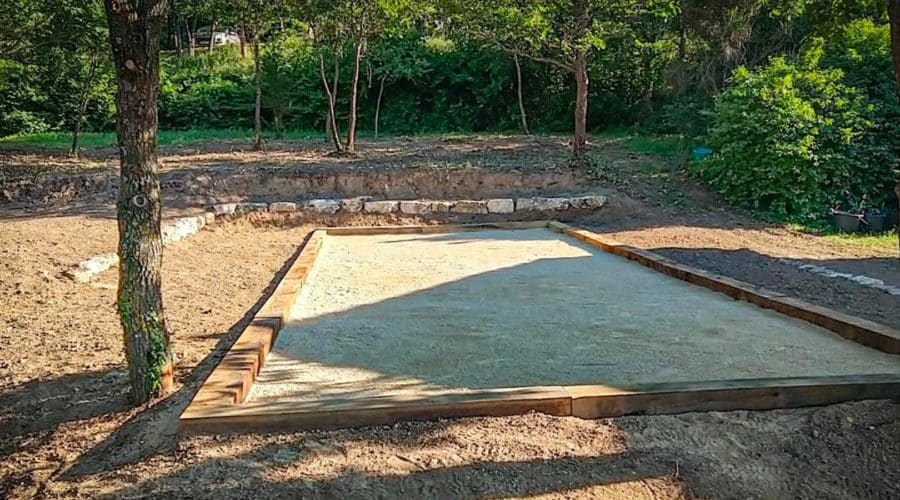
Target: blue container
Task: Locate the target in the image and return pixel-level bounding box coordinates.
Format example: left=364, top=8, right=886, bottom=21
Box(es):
left=692, top=146, right=713, bottom=162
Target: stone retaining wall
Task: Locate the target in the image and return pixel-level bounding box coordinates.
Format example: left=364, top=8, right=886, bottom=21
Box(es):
left=213, top=195, right=607, bottom=217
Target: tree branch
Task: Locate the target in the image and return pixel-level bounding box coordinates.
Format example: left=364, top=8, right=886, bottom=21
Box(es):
left=501, top=46, right=574, bottom=73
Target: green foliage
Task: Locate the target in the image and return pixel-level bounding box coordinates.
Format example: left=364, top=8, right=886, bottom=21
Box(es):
left=159, top=47, right=254, bottom=129
left=695, top=38, right=899, bottom=221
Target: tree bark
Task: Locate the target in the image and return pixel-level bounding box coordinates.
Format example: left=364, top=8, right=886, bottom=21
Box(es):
left=513, top=53, right=530, bottom=135
left=572, top=0, right=590, bottom=156
left=103, top=0, right=174, bottom=405
left=573, top=51, right=589, bottom=156
left=346, top=39, right=363, bottom=152
left=171, top=0, right=182, bottom=56
left=889, top=0, right=900, bottom=255
left=239, top=26, right=247, bottom=58
left=374, top=74, right=386, bottom=139
left=187, top=19, right=195, bottom=56
left=208, top=22, right=216, bottom=53
left=252, top=35, right=262, bottom=151
left=318, top=52, right=343, bottom=152
left=70, top=50, right=101, bottom=158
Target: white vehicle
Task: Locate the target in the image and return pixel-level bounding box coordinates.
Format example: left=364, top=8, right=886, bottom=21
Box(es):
left=195, top=26, right=241, bottom=47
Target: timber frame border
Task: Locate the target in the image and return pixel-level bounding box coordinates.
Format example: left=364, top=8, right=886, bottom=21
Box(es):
left=180, top=221, right=900, bottom=434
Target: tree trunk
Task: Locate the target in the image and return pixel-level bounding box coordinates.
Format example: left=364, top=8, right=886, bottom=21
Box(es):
left=346, top=39, right=363, bottom=153
left=572, top=0, right=589, bottom=156
left=239, top=27, right=246, bottom=58
left=208, top=22, right=216, bottom=53
left=374, top=74, right=385, bottom=139
left=253, top=35, right=262, bottom=151
left=318, top=52, right=343, bottom=152
left=171, top=0, right=182, bottom=56
left=103, top=0, right=174, bottom=405
left=513, top=53, right=530, bottom=135
left=70, top=51, right=101, bottom=158
left=187, top=19, right=195, bottom=56
left=889, top=0, right=900, bottom=255
left=573, top=51, right=589, bottom=156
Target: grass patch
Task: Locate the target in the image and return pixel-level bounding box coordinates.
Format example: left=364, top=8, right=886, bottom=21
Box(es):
left=786, top=222, right=899, bottom=249
left=821, top=231, right=898, bottom=249
left=0, top=129, right=322, bottom=151
left=598, top=128, right=691, bottom=161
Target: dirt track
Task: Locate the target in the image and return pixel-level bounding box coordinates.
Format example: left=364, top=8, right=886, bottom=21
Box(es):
left=1, top=137, right=899, bottom=498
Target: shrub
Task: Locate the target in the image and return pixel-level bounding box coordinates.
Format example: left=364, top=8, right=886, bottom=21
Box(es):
left=0, top=110, right=50, bottom=136
left=695, top=42, right=898, bottom=221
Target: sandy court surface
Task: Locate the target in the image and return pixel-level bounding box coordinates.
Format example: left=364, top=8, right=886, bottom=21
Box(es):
left=247, top=228, right=900, bottom=404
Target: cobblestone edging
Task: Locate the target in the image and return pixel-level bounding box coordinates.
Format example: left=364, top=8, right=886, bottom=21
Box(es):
left=69, top=194, right=608, bottom=282
left=778, top=258, right=900, bottom=297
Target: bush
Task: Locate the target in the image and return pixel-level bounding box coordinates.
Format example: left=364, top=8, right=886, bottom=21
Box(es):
left=695, top=41, right=898, bottom=221
left=0, top=110, right=50, bottom=136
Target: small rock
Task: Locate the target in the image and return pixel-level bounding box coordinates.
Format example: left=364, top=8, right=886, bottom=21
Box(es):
left=304, top=199, right=341, bottom=214
left=399, top=200, right=431, bottom=215
left=341, top=197, right=371, bottom=213
left=486, top=198, right=514, bottom=214
left=213, top=203, right=238, bottom=216
left=453, top=200, right=488, bottom=214
left=79, top=252, right=119, bottom=274
left=203, top=212, right=216, bottom=225
left=364, top=200, right=399, bottom=214
left=533, top=197, right=570, bottom=211
left=238, top=202, right=269, bottom=213
left=515, top=198, right=536, bottom=211
left=269, top=202, right=298, bottom=213
left=429, top=201, right=454, bottom=213
left=569, top=195, right=607, bottom=210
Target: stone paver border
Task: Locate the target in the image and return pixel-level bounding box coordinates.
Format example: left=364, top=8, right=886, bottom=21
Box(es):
left=179, top=221, right=900, bottom=434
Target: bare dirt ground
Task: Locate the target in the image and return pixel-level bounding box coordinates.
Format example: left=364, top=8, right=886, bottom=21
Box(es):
left=1, top=136, right=898, bottom=499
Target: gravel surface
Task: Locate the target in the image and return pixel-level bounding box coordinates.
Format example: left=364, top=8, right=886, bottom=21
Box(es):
left=250, top=228, right=900, bottom=405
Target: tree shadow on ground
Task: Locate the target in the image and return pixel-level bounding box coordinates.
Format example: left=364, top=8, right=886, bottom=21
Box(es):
left=0, top=369, right=131, bottom=459
left=103, top=439, right=685, bottom=499
left=56, top=233, right=315, bottom=477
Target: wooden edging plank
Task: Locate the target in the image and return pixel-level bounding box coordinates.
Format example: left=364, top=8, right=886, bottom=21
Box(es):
left=184, top=230, right=325, bottom=412
left=567, top=374, right=900, bottom=418
left=548, top=221, right=900, bottom=355
left=181, top=386, right=572, bottom=434
left=180, top=374, right=900, bottom=434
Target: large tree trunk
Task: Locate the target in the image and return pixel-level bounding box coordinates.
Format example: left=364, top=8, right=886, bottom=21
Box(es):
left=253, top=35, right=262, bottom=151
left=346, top=39, right=363, bottom=153
left=573, top=51, right=589, bottom=156
left=103, top=0, right=174, bottom=405
left=890, top=0, right=900, bottom=255
left=70, top=51, right=101, bottom=158
left=318, top=52, right=343, bottom=152
left=374, top=74, right=385, bottom=139
left=513, top=53, right=530, bottom=135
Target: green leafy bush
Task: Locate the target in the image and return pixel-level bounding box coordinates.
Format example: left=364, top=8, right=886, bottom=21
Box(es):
left=0, top=110, right=50, bottom=136
left=695, top=41, right=898, bottom=221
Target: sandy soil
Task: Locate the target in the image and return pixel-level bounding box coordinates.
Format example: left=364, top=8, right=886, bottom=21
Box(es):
left=1, top=136, right=898, bottom=498
left=250, top=229, right=899, bottom=405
